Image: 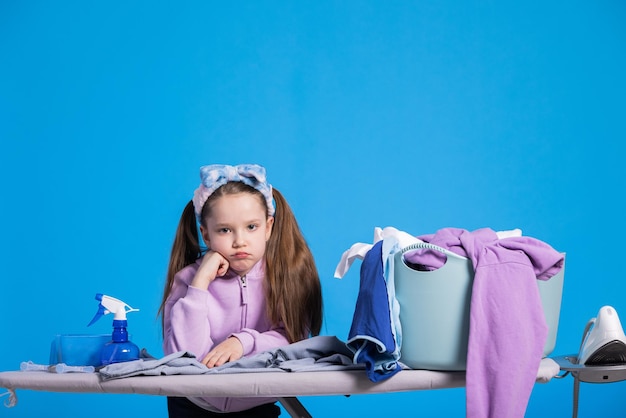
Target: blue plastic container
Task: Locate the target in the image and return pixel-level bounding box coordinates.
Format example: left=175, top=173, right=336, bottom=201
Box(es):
left=49, top=334, right=111, bottom=367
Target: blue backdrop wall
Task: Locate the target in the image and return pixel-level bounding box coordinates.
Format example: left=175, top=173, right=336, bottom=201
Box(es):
left=1, top=1, right=625, bottom=417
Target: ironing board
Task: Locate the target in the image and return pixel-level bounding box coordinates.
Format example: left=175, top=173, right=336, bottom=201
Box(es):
left=0, top=358, right=560, bottom=417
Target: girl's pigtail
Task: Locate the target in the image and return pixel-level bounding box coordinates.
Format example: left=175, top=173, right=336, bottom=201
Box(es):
left=158, top=200, right=201, bottom=331
left=265, top=188, right=323, bottom=342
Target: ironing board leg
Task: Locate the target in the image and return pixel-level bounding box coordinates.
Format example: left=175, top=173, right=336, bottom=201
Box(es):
left=572, top=376, right=580, bottom=418
left=278, top=397, right=313, bottom=418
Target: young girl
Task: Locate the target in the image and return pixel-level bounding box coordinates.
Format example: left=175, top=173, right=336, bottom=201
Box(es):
left=159, top=164, right=323, bottom=418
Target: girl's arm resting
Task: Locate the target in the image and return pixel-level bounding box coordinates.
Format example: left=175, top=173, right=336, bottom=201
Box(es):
left=231, top=326, right=289, bottom=356
left=163, top=286, right=214, bottom=358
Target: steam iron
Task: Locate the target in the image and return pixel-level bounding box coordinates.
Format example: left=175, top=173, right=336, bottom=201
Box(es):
left=578, top=305, right=626, bottom=366
left=552, top=306, right=626, bottom=418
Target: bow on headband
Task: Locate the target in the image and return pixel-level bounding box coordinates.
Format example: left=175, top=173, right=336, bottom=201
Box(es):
left=192, top=164, right=275, bottom=223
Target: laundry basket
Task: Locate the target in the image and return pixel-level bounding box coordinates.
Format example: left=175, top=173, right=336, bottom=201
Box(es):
left=394, top=242, right=564, bottom=371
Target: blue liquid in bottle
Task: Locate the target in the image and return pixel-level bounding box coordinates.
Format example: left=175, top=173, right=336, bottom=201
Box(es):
left=100, top=319, right=139, bottom=366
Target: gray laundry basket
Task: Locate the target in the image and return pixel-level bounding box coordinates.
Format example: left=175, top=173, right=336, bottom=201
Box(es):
left=394, top=242, right=565, bottom=371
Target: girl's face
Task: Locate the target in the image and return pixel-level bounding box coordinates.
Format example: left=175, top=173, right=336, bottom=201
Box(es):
left=200, top=192, right=274, bottom=277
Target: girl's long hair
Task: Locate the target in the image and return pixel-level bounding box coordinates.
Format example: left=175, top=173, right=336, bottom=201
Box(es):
left=158, top=183, right=323, bottom=343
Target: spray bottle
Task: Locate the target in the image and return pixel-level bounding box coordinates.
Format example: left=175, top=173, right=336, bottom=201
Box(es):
left=88, top=293, right=140, bottom=366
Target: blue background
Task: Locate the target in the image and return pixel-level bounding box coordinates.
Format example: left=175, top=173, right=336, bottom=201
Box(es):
left=1, top=1, right=625, bottom=417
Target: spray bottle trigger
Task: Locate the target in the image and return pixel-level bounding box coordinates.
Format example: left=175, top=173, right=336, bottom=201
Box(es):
left=88, top=304, right=107, bottom=327
left=87, top=294, right=109, bottom=326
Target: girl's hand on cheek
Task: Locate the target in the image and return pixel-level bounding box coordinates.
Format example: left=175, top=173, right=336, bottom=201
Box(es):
left=191, top=251, right=229, bottom=289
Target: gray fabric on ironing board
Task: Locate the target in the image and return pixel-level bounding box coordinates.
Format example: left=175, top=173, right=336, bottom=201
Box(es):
left=98, top=336, right=360, bottom=380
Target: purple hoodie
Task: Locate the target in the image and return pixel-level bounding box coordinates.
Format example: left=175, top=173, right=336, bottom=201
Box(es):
left=411, top=228, right=564, bottom=418
left=163, top=258, right=289, bottom=412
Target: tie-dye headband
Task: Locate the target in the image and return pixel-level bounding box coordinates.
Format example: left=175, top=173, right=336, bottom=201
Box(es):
left=192, top=164, right=275, bottom=223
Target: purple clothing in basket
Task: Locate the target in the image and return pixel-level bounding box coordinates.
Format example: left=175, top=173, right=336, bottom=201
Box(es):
left=407, top=228, right=564, bottom=418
